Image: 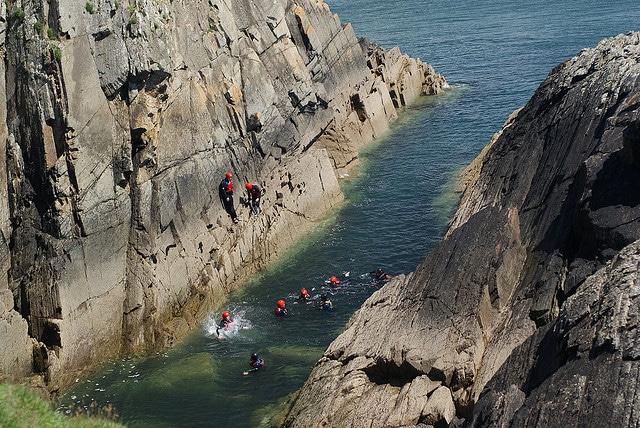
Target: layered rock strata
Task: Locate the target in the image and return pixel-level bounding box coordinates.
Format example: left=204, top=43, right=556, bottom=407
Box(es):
left=0, top=0, right=446, bottom=392
left=284, top=31, right=640, bottom=427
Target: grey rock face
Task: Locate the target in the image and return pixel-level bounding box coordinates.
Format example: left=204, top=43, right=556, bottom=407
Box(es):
left=0, top=0, right=446, bottom=389
left=284, top=32, right=640, bottom=427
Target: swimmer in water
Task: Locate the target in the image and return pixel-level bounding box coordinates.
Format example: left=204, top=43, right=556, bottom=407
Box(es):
left=274, top=299, right=289, bottom=316
left=216, top=311, right=232, bottom=338
left=298, top=288, right=310, bottom=301
left=243, top=353, right=265, bottom=375
left=318, top=294, right=333, bottom=310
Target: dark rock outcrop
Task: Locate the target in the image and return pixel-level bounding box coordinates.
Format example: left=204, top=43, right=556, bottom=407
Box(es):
left=284, top=31, right=640, bottom=427
left=0, top=0, right=446, bottom=392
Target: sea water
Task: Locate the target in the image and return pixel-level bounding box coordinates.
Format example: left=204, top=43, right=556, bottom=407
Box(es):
left=57, top=1, right=640, bottom=426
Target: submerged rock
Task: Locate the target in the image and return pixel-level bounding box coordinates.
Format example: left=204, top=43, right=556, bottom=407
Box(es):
left=284, top=31, right=640, bottom=427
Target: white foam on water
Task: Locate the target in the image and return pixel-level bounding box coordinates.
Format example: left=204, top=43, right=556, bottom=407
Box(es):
left=204, top=308, right=253, bottom=339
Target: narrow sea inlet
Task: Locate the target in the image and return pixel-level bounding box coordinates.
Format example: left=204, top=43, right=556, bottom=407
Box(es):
left=58, top=1, right=640, bottom=426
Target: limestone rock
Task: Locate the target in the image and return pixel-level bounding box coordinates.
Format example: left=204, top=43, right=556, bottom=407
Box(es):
left=0, top=0, right=446, bottom=392
left=284, top=31, right=640, bottom=427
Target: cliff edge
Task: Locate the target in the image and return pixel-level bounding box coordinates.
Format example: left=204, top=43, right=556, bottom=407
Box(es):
left=0, top=0, right=446, bottom=393
left=284, top=31, right=640, bottom=427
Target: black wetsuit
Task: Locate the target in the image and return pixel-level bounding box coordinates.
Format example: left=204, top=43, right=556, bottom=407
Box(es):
left=320, top=299, right=333, bottom=310
left=216, top=318, right=231, bottom=336
left=247, top=184, right=262, bottom=215
left=274, top=307, right=288, bottom=316
left=219, top=178, right=238, bottom=221
left=246, top=358, right=264, bottom=373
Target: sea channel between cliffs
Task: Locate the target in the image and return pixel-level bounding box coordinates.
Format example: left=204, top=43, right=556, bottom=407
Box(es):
left=56, top=84, right=465, bottom=427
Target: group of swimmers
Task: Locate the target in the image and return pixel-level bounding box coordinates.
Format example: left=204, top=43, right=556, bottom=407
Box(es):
left=220, top=268, right=391, bottom=375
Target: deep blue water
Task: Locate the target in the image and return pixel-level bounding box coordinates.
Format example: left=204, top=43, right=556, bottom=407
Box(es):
left=58, top=1, right=640, bottom=426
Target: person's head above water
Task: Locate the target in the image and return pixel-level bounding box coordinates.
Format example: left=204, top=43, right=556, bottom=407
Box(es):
left=277, top=299, right=285, bottom=308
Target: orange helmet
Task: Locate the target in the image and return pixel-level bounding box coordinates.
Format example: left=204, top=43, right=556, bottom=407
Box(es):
left=301, top=288, right=307, bottom=294
left=225, top=172, right=232, bottom=179
left=222, top=311, right=230, bottom=318
left=245, top=182, right=253, bottom=190
left=277, top=299, right=285, bottom=308
left=330, top=276, right=338, bottom=283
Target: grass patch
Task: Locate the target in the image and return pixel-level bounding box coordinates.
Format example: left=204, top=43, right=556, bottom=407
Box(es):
left=0, top=383, right=123, bottom=427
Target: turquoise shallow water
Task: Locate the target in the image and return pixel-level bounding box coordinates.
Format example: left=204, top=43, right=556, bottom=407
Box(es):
left=58, top=1, right=640, bottom=426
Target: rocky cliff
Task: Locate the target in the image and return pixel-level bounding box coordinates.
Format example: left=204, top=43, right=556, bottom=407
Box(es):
left=283, top=32, right=640, bottom=427
left=0, top=0, right=446, bottom=392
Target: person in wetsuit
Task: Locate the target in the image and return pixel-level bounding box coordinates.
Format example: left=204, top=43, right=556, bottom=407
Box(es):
left=371, top=268, right=391, bottom=282
left=319, top=294, right=333, bottom=310
left=245, top=182, right=263, bottom=216
left=216, top=311, right=232, bottom=338
left=274, top=299, right=288, bottom=316
left=219, top=172, right=240, bottom=223
left=298, top=288, right=310, bottom=302
left=243, top=353, right=265, bottom=375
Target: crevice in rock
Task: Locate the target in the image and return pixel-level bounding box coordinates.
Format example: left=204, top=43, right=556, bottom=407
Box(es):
left=350, top=93, right=367, bottom=122
left=362, top=356, right=425, bottom=387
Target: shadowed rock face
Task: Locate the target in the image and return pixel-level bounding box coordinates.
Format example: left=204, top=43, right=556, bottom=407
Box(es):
left=284, top=32, right=640, bottom=427
left=0, top=0, right=446, bottom=391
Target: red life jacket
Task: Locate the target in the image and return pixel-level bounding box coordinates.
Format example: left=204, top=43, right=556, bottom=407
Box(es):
left=225, top=180, right=233, bottom=193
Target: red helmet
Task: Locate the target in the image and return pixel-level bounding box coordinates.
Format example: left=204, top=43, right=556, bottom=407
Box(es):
left=225, top=172, right=232, bottom=179
left=277, top=299, right=285, bottom=308
left=330, top=276, right=338, bottom=283
left=301, top=288, right=307, bottom=294
left=222, top=311, right=230, bottom=318
left=245, top=182, right=253, bottom=190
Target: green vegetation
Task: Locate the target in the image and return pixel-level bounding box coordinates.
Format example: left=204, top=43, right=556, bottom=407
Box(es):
left=10, top=6, right=25, bottom=20
left=0, top=383, right=123, bottom=428
left=128, top=17, right=137, bottom=25
left=47, top=27, right=59, bottom=40
left=49, top=45, right=62, bottom=61
left=114, top=1, right=119, bottom=9
left=85, top=2, right=94, bottom=14
left=33, top=21, right=42, bottom=34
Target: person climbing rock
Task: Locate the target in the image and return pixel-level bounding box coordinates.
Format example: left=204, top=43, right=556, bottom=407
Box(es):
left=274, top=299, right=288, bottom=316
left=219, top=172, right=241, bottom=223
left=216, top=311, right=232, bottom=338
left=243, top=353, right=265, bottom=375
left=245, top=182, right=263, bottom=216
